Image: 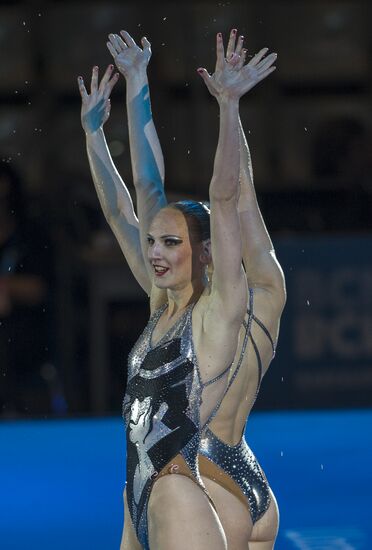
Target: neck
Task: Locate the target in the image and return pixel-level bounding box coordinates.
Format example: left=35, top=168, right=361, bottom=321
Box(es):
left=166, top=278, right=206, bottom=317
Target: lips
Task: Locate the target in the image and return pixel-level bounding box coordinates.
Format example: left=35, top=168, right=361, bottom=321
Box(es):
left=153, top=265, right=169, bottom=277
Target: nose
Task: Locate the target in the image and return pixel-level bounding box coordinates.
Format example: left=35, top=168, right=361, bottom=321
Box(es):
left=149, top=241, right=162, bottom=260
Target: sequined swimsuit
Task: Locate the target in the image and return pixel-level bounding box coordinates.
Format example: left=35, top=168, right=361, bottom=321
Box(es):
left=199, top=291, right=276, bottom=524
left=123, top=301, right=243, bottom=550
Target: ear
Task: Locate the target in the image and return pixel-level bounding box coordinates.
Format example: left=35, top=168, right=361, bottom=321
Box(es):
left=199, top=239, right=212, bottom=265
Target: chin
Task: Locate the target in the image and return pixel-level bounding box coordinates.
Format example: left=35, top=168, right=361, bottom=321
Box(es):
left=153, top=277, right=169, bottom=289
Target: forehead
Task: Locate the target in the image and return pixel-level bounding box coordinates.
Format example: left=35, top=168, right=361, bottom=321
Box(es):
left=149, top=208, right=189, bottom=237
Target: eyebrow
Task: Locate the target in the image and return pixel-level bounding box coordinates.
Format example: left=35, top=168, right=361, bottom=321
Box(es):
left=147, top=233, right=183, bottom=240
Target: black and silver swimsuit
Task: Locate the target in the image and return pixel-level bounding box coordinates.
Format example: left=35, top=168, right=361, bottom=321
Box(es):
left=123, top=300, right=244, bottom=549
left=199, top=291, right=276, bottom=524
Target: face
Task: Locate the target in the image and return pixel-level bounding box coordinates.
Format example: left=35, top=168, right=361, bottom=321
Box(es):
left=147, top=208, right=205, bottom=290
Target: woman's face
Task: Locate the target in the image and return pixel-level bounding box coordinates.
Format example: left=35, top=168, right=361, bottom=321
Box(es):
left=147, top=208, right=203, bottom=290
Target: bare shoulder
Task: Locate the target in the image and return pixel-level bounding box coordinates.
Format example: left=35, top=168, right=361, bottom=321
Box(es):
left=194, top=283, right=248, bottom=334
left=191, top=286, right=248, bottom=383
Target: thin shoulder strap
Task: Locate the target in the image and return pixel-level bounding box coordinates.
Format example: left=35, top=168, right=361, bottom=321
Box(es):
left=202, top=288, right=254, bottom=427
left=251, top=314, right=275, bottom=354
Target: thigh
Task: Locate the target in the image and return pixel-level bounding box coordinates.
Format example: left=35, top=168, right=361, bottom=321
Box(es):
left=202, top=476, right=253, bottom=550
left=120, top=488, right=142, bottom=550
left=249, top=488, right=279, bottom=549
left=148, top=474, right=227, bottom=550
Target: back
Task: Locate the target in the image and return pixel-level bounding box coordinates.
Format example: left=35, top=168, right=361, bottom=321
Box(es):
left=206, top=288, right=280, bottom=444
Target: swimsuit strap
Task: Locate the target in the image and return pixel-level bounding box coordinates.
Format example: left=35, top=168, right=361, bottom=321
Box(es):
left=246, top=306, right=276, bottom=394
left=250, top=314, right=275, bottom=355
left=203, top=288, right=254, bottom=428
left=249, top=333, right=263, bottom=396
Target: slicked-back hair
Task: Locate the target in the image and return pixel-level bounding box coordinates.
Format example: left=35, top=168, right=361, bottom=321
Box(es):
left=168, top=200, right=210, bottom=243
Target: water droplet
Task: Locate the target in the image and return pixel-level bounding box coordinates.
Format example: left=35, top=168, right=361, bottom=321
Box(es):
left=306, top=300, right=310, bottom=306
left=280, top=451, right=284, bottom=457
left=304, top=127, right=308, bottom=132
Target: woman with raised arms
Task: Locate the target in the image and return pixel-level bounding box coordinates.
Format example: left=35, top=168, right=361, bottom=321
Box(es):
left=79, top=27, right=285, bottom=550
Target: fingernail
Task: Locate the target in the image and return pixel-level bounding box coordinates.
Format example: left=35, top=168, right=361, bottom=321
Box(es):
left=197, top=68, right=204, bottom=73
left=232, top=29, right=237, bottom=34
left=240, top=35, right=244, bottom=40
left=217, top=32, right=222, bottom=38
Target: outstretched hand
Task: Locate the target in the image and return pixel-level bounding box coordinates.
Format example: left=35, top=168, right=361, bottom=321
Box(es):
left=107, top=30, right=151, bottom=77
left=78, top=65, right=119, bottom=134
left=197, top=29, right=277, bottom=101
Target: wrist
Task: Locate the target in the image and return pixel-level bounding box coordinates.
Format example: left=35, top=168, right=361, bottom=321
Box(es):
left=124, top=66, right=148, bottom=83
left=85, top=126, right=104, bottom=140
left=217, top=94, right=240, bottom=107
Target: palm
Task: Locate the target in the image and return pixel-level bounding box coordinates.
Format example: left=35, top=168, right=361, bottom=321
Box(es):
left=107, top=31, right=151, bottom=77
left=212, top=63, right=260, bottom=97
left=115, top=46, right=149, bottom=74
left=198, top=30, right=277, bottom=101
left=78, top=65, right=118, bottom=134
left=81, top=94, right=108, bottom=133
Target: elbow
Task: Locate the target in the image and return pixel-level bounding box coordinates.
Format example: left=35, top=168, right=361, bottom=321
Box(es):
left=209, top=176, right=239, bottom=202
left=104, top=205, right=120, bottom=226
left=134, top=174, right=164, bottom=190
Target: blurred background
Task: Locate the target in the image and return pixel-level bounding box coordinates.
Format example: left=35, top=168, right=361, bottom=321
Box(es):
left=1, top=0, right=372, bottom=419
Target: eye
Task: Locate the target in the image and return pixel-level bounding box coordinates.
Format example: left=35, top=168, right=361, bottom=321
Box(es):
left=147, top=236, right=154, bottom=246
left=165, top=238, right=181, bottom=247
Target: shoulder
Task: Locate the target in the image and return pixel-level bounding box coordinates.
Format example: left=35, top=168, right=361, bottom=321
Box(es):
left=193, top=279, right=248, bottom=338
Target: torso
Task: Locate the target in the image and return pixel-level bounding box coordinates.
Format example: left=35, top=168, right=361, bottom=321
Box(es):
left=123, top=297, right=245, bottom=549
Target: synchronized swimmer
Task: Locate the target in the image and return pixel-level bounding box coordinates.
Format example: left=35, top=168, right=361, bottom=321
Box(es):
left=79, top=27, right=285, bottom=550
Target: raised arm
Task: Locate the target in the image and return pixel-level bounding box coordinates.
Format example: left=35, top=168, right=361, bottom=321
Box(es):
left=197, top=32, right=249, bottom=324
left=228, top=33, right=286, bottom=309
left=238, top=115, right=286, bottom=308
left=201, top=30, right=286, bottom=313
left=78, top=65, right=150, bottom=293
left=107, top=31, right=167, bottom=282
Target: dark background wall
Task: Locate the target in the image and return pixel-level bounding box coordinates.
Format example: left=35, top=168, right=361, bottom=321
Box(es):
left=1, top=0, right=372, bottom=418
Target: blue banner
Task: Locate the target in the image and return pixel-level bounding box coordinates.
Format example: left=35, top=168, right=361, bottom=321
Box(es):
left=258, top=235, right=372, bottom=409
